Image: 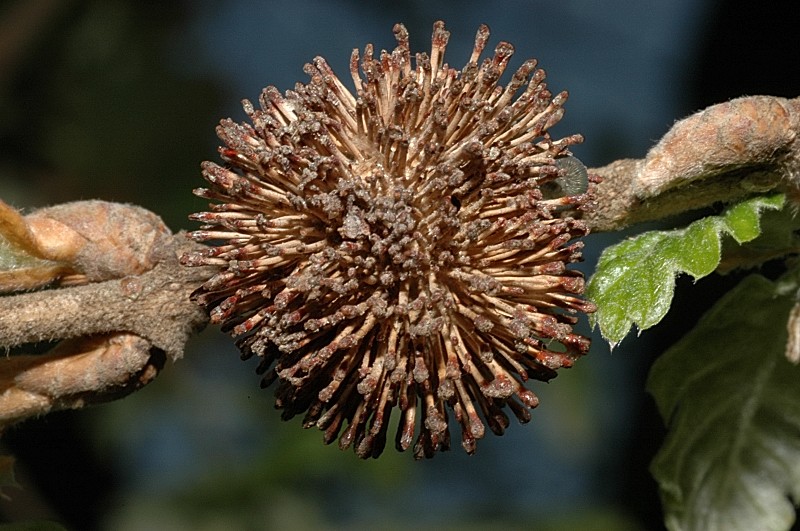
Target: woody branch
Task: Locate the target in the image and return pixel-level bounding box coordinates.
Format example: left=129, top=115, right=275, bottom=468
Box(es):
left=0, top=94, right=796, bottom=428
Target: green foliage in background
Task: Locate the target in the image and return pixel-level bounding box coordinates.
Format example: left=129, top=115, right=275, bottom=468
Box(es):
left=649, top=274, right=800, bottom=531
left=0, top=2, right=221, bottom=230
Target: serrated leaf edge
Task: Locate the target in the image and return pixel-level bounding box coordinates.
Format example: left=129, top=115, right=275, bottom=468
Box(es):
left=588, top=194, right=785, bottom=346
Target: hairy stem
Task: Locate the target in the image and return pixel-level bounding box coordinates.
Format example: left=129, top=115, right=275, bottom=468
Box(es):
left=0, top=229, right=213, bottom=429
left=0, top=94, right=796, bottom=430
left=0, top=235, right=212, bottom=359
left=586, top=95, right=800, bottom=231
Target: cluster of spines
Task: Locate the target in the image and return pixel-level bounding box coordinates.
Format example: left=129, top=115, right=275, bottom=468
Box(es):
left=184, top=21, right=596, bottom=458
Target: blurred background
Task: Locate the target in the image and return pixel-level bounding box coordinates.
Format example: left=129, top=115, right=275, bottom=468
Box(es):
left=0, top=1, right=798, bottom=529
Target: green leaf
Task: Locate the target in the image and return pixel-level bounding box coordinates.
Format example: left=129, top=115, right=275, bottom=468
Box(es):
left=586, top=194, right=785, bottom=345
left=718, top=207, right=800, bottom=273
left=0, top=239, right=46, bottom=272
left=648, top=274, right=800, bottom=531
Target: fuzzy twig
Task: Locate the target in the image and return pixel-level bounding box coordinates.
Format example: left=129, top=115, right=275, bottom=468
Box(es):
left=0, top=333, right=163, bottom=427
left=0, top=200, right=213, bottom=429
left=0, top=235, right=212, bottom=359
left=0, top=95, right=797, bottom=429
left=586, top=95, right=800, bottom=231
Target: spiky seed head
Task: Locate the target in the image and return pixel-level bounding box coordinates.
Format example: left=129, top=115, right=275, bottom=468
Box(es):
left=183, top=21, right=597, bottom=459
